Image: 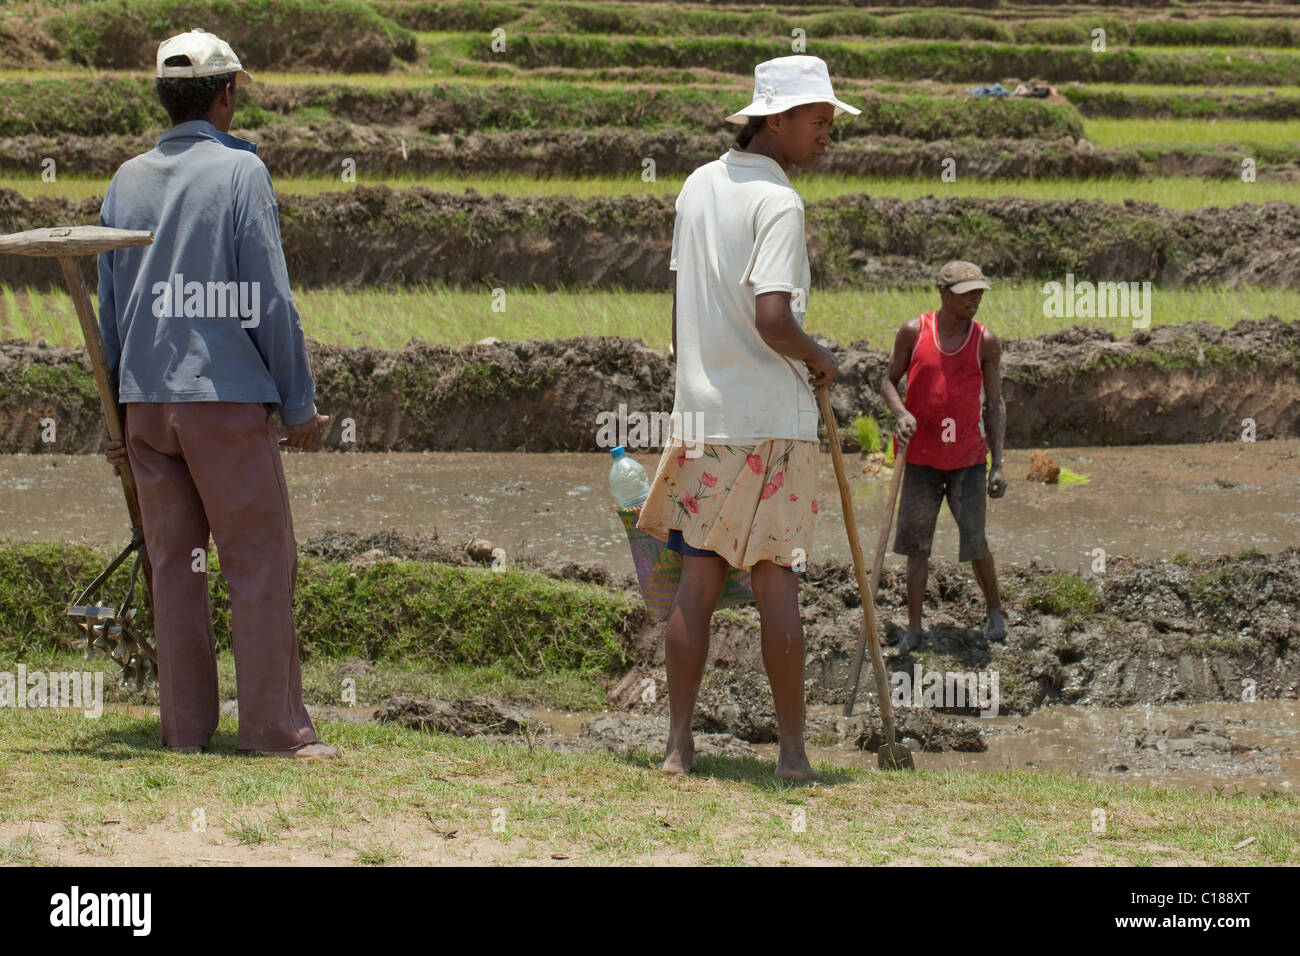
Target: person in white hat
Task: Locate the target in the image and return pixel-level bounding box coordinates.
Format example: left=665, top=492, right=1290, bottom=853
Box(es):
left=637, top=55, right=858, bottom=780
left=99, top=30, right=336, bottom=759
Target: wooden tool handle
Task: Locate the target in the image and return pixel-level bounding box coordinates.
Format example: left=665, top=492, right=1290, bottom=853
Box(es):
left=817, top=392, right=904, bottom=744
left=59, top=256, right=153, bottom=600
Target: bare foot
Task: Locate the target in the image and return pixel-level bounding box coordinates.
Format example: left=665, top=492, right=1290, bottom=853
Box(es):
left=774, top=745, right=820, bottom=782
left=661, top=735, right=695, bottom=775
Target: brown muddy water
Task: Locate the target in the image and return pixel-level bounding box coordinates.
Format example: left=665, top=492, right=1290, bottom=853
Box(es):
left=2, top=441, right=1297, bottom=571
left=536, top=700, right=1299, bottom=796
left=86, top=699, right=1297, bottom=795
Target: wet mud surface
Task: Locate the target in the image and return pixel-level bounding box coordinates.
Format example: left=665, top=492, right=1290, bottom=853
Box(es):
left=4, top=441, right=1298, bottom=572
left=2, top=319, right=1297, bottom=454
left=312, top=699, right=1300, bottom=794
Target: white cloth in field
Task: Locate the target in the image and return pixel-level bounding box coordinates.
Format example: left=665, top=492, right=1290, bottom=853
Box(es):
left=669, top=148, right=817, bottom=444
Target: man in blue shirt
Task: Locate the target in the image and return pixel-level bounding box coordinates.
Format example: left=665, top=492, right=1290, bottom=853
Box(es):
left=101, top=30, right=337, bottom=758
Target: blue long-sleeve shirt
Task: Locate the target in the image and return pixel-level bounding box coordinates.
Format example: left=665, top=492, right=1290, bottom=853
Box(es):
left=97, top=120, right=317, bottom=426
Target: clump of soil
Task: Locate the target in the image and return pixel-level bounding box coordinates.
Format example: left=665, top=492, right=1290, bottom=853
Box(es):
left=376, top=693, right=539, bottom=737
left=1027, top=450, right=1061, bottom=483
left=838, top=708, right=988, bottom=753
left=1104, top=718, right=1282, bottom=777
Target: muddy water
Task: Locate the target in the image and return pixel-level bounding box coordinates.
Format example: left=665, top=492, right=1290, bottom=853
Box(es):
left=65, top=699, right=1299, bottom=794
left=537, top=700, right=1299, bottom=795
left=2, top=440, right=1297, bottom=571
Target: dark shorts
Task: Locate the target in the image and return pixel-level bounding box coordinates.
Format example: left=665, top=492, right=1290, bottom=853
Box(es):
left=893, top=461, right=989, bottom=562
left=667, top=529, right=798, bottom=574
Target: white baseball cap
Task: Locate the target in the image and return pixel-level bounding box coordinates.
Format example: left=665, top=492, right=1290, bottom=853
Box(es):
left=725, top=55, right=860, bottom=124
left=156, top=29, right=253, bottom=87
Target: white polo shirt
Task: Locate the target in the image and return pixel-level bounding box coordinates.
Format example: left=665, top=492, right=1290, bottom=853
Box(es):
left=669, top=148, right=817, bottom=444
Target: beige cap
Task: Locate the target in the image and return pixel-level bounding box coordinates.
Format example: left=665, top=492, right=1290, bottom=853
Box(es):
left=937, top=260, right=991, bottom=294
left=157, top=29, right=253, bottom=87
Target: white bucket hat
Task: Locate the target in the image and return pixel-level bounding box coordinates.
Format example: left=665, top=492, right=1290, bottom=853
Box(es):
left=725, top=55, right=860, bottom=124
left=157, top=29, right=253, bottom=87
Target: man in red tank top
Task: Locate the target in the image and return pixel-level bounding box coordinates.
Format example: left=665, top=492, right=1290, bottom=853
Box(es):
left=881, top=261, right=1008, bottom=653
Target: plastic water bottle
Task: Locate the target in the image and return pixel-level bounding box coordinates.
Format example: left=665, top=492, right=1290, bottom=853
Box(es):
left=608, top=446, right=650, bottom=509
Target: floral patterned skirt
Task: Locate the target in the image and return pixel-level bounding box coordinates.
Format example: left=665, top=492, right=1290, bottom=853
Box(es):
left=636, top=437, right=819, bottom=572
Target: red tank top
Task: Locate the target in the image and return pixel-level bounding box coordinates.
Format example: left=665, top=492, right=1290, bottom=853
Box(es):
left=895, top=311, right=987, bottom=470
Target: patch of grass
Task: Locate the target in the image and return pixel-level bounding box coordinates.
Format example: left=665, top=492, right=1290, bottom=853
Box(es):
left=0, top=828, right=48, bottom=864
left=13, top=171, right=1300, bottom=209
left=1026, top=573, right=1098, bottom=617
left=228, top=815, right=277, bottom=846
left=47, top=0, right=418, bottom=72
left=466, top=33, right=1300, bottom=87
left=4, top=282, right=1297, bottom=353
left=1085, top=117, right=1300, bottom=149
left=0, top=541, right=635, bottom=680
left=0, top=709, right=1296, bottom=865
left=1190, top=568, right=1236, bottom=606
left=853, top=415, right=882, bottom=454
left=1057, top=466, right=1091, bottom=486
left=354, top=838, right=405, bottom=865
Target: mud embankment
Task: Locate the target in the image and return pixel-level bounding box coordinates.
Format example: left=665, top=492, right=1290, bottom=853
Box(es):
left=1, top=319, right=1296, bottom=454
left=5, top=126, right=1296, bottom=182
left=313, top=530, right=1300, bottom=751
left=5, top=189, right=1300, bottom=292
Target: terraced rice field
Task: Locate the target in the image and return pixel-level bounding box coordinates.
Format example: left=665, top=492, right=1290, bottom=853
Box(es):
left=0, top=0, right=1298, bottom=876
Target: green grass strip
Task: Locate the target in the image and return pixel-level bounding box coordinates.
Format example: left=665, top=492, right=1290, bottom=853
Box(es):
left=0, top=541, right=635, bottom=677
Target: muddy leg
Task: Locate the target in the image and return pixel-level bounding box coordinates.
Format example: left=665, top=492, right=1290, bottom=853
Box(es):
left=906, top=554, right=928, bottom=631
left=662, top=554, right=728, bottom=774
left=751, top=560, right=818, bottom=782
left=971, top=549, right=1006, bottom=640
left=971, top=550, right=1001, bottom=613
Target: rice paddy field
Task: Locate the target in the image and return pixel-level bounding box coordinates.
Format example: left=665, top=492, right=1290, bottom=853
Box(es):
left=0, top=0, right=1298, bottom=877
left=0, top=0, right=1297, bottom=334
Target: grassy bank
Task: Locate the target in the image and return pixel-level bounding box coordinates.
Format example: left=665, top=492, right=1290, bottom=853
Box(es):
left=5, top=282, right=1298, bottom=351
left=0, top=541, right=635, bottom=677
left=0, top=74, right=1082, bottom=139
left=458, top=33, right=1300, bottom=86
left=0, top=707, right=1295, bottom=865
left=1086, top=118, right=1300, bottom=149
left=47, top=0, right=418, bottom=72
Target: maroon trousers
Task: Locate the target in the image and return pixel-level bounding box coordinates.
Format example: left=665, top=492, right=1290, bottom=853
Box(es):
left=124, top=401, right=318, bottom=752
